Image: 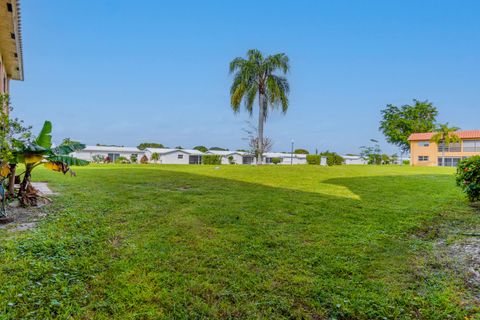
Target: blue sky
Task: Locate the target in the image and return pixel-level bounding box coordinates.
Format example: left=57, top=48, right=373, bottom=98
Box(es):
left=10, top=0, right=480, bottom=154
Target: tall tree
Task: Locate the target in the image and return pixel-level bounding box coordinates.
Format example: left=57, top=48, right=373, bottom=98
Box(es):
left=229, top=49, right=290, bottom=164
left=193, top=146, right=208, bottom=153
left=137, top=142, right=164, bottom=150
left=430, top=123, right=460, bottom=166
left=379, top=100, right=438, bottom=153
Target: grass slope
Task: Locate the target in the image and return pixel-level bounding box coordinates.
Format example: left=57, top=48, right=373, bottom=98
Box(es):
left=0, top=165, right=478, bottom=319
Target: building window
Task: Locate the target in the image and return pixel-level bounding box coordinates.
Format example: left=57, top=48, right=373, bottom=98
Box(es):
left=438, top=157, right=461, bottom=167
left=177, top=154, right=183, bottom=159
left=437, top=142, right=461, bottom=152
left=463, top=140, right=480, bottom=152
left=418, top=156, right=429, bottom=161
left=418, top=141, right=430, bottom=147
left=107, top=153, right=120, bottom=162
left=189, top=155, right=201, bottom=164
left=242, top=156, right=254, bottom=164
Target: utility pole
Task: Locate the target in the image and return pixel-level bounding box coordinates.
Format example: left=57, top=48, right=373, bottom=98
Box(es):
left=291, top=139, right=294, bottom=165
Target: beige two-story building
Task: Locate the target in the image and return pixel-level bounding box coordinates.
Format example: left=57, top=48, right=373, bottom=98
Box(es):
left=408, top=130, right=480, bottom=167
left=0, top=0, right=23, bottom=95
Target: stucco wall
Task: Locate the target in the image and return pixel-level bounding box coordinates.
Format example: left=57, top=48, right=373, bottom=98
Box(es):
left=410, top=139, right=480, bottom=166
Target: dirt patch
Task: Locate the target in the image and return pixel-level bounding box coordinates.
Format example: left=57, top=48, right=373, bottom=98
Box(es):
left=0, top=182, right=55, bottom=233
left=0, top=205, right=48, bottom=232
left=449, top=234, right=480, bottom=295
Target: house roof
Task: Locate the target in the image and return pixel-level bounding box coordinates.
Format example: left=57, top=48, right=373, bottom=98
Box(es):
left=206, top=150, right=246, bottom=156
left=263, top=152, right=307, bottom=159
left=82, top=146, right=142, bottom=153
left=145, top=148, right=204, bottom=155
left=408, top=130, right=480, bottom=141
left=0, top=0, right=23, bottom=80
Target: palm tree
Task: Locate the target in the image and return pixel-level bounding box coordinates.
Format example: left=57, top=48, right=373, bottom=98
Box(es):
left=229, top=49, right=290, bottom=164
left=430, top=123, right=460, bottom=166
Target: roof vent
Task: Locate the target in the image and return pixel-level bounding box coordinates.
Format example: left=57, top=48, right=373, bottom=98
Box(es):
left=7, top=3, right=12, bottom=12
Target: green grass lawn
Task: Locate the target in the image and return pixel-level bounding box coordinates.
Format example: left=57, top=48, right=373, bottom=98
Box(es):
left=0, top=165, right=478, bottom=319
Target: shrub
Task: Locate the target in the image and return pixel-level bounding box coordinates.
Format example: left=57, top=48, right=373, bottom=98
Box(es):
left=403, top=160, right=410, bottom=165
left=92, top=154, right=104, bottom=163
left=271, top=157, right=281, bottom=165
left=456, top=156, right=480, bottom=202
left=130, top=154, right=138, bottom=163
left=227, top=155, right=235, bottom=164
left=140, top=155, right=149, bottom=164
left=306, top=155, right=321, bottom=165
left=115, top=156, right=130, bottom=164
left=320, top=152, right=344, bottom=166
left=151, top=152, right=160, bottom=163
left=202, top=155, right=222, bottom=165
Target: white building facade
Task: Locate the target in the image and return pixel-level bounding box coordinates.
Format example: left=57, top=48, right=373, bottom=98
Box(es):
left=144, top=148, right=203, bottom=164
left=71, top=146, right=143, bottom=163
left=72, top=146, right=328, bottom=165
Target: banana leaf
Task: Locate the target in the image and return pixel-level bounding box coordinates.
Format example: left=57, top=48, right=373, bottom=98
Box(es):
left=53, top=142, right=86, bottom=155
left=46, top=155, right=89, bottom=166
left=34, top=121, right=52, bottom=149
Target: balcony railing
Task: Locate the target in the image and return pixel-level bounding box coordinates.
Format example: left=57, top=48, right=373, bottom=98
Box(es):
left=437, top=143, right=461, bottom=153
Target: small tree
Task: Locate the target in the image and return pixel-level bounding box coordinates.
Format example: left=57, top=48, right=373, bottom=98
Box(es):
left=271, top=157, right=281, bottom=165
left=227, top=155, right=235, bottom=164
left=140, top=155, right=149, bottom=164
left=130, top=154, right=138, bottom=163
left=360, top=145, right=382, bottom=165
left=151, top=152, right=159, bottom=163
left=430, top=123, right=460, bottom=166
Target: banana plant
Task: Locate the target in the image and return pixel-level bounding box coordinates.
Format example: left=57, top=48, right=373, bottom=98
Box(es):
left=8, top=121, right=89, bottom=205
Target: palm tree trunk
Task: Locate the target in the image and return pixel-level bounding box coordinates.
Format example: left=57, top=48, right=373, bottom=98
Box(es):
left=442, top=148, right=445, bottom=167
left=257, top=94, right=265, bottom=165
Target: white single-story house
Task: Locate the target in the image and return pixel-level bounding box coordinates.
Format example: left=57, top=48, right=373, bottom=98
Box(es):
left=341, top=155, right=368, bottom=165
left=71, top=146, right=143, bottom=162
left=205, top=150, right=255, bottom=165
left=144, top=148, right=203, bottom=164
left=262, top=152, right=309, bottom=165
left=72, top=145, right=326, bottom=165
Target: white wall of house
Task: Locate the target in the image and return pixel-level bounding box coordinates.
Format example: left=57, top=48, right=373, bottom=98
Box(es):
left=159, top=151, right=192, bottom=164
left=263, top=153, right=308, bottom=165
left=144, top=148, right=203, bottom=164
left=342, top=156, right=368, bottom=165
left=205, top=150, right=247, bottom=165
left=71, top=146, right=144, bottom=163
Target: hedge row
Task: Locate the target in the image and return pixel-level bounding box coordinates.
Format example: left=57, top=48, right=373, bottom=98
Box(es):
left=202, top=155, right=222, bottom=165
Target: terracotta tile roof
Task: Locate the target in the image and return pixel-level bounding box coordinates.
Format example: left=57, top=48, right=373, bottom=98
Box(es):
left=408, top=130, right=480, bottom=141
